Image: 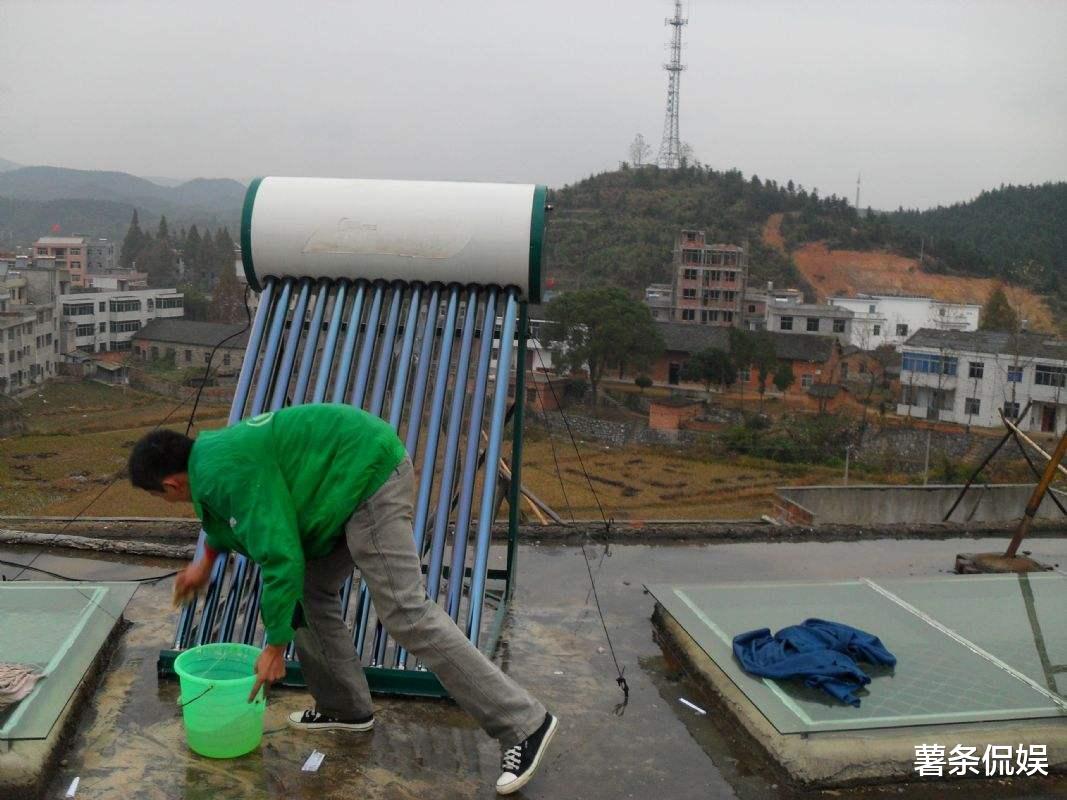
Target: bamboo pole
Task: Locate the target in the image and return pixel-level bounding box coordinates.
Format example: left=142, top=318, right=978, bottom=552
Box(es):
left=1004, top=422, right=1067, bottom=557
left=1001, top=415, right=1067, bottom=481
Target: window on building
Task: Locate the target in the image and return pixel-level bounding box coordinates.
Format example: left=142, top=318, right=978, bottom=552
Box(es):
left=151, top=346, right=159, bottom=359
left=704, top=290, right=721, bottom=301
left=748, top=304, right=756, bottom=313
left=158, top=297, right=184, bottom=309
left=722, top=311, right=733, bottom=322
left=1008, top=365, right=1023, bottom=382
left=110, top=299, right=142, bottom=313
left=723, top=271, right=736, bottom=283
left=223, top=353, right=232, bottom=366
left=109, top=320, right=141, bottom=333
left=723, top=291, right=737, bottom=301
left=965, top=398, right=981, bottom=416
left=896, top=324, right=909, bottom=337
left=685, top=231, right=698, bottom=242
left=939, top=308, right=946, bottom=317
left=683, top=268, right=699, bottom=280
left=1034, top=363, right=1067, bottom=388
left=833, top=319, right=846, bottom=333
left=185, top=350, right=192, bottom=363
left=75, top=324, right=94, bottom=337
left=682, top=288, right=696, bottom=299
left=681, top=309, right=695, bottom=321
left=683, top=250, right=701, bottom=265
left=780, top=316, right=793, bottom=331
left=801, top=373, right=814, bottom=388
left=873, top=324, right=881, bottom=336
left=1004, top=400, right=1021, bottom=419
left=868, top=304, right=876, bottom=313
left=738, top=368, right=751, bottom=382
left=708, top=270, right=721, bottom=281
left=901, top=351, right=959, bottom=376
left=204, top=352, right=212, bottom=364
left=63, top=303, right=94, bottom=316
left=110, top=340, right=132, bottom=352
left=968, top=361, right=984, bottom=379
left=99, top=322, right=106, bottom=333
left=99, top=302, right=106, bottom=312
left=806, top=317, right=820, bottom=332
left=859, top=361, right=867, bottom=374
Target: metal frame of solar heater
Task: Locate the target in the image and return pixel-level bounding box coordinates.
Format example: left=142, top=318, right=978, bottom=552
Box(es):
left=159, top=178, right=543, bottom=699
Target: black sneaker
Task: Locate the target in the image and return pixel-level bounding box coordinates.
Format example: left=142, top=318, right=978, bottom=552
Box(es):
left=287, top=708, right=374, bottom=732
left=496, top=712, right=558, bottom=795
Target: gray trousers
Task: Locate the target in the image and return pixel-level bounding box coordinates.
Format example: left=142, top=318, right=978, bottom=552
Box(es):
left=292, top=456, right=546, bottom=747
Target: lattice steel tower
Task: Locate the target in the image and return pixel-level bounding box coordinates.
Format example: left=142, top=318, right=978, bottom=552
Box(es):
left=657, top=0, right=688, bottom=168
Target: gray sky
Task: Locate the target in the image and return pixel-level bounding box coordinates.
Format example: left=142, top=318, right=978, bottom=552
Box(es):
left=1, top=0, right=1064, bottom=210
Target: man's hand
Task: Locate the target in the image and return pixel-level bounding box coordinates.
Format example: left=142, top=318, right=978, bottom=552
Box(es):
left=171, top=557, right=214, bottom=608
left=249, top=644, right=287, bottom=703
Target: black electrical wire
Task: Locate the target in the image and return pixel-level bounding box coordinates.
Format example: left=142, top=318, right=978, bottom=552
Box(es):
left=0, top=558, right=178, bottom=583
left=532, top=346, right=629, bottom=709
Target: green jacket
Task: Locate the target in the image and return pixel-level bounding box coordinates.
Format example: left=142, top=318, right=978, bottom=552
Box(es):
left=188, top=403, right=406, bottom=645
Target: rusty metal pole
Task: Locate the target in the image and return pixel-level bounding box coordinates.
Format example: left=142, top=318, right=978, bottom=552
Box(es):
left=1006, top=426, right=1067, bottom=557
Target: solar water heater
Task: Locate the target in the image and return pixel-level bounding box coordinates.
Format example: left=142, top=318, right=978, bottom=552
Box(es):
left=158, top=177, right=547, bottom=697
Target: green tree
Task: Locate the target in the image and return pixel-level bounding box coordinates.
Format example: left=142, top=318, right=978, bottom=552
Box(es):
left=980, top=285, right=1020, bottom=332
left=681, top=348, right=737, bottom=395
left=749, top=331, right=778, bottom=410
left=208, top=267, right=246, bottom=323
left=184, top=224, right=202, bottom=283
left=543, top=287, right=663, bottom=407
left=156, top=215, right=170, bottom=243
left=140, top=237, right=176, bottom=287
left=178, top=284, right=210, bottom=321
left=119, top=210, right=145, bottom=268
left=773, top=362, right=795, bottom=393
left=634, top=374, right=652, bottom=393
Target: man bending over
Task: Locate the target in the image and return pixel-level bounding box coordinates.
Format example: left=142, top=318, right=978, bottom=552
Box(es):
left=128, top=403, right=556, bottom=795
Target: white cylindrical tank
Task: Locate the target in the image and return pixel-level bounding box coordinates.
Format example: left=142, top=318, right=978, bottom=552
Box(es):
left=240, top=177, right=547, bottom=302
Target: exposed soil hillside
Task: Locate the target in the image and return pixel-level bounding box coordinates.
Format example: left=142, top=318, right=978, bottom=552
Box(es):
left=761, top=214, right=1056, bottom=333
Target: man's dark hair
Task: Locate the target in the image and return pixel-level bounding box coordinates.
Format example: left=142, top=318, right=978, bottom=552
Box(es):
left=128, top=429, right=194, bottom=491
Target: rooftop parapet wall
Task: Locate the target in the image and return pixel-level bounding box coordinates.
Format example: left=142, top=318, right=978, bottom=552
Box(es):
left=775, top=484, right=1067, bottom=526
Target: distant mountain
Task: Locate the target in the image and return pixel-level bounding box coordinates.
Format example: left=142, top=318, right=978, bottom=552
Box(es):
left=143, top=175, right=186, bottom=187
left=0, top=165, right=244, bottom=248
left=0, top=157, right=22, bottom=172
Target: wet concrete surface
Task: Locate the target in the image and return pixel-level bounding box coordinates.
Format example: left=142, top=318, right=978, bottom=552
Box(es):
left=2, top=538, right=1066, bottom=800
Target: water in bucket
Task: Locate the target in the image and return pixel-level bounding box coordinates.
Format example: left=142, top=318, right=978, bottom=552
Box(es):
left=174, top=642, right=266, bottom=758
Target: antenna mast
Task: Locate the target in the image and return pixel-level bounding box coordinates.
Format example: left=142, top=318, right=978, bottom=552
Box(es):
left=855, top=173, right=862, bottom=211
left=657, top=0, right=688, bottom=168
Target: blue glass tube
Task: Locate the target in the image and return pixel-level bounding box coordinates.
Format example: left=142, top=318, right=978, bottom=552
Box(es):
left=402, top=284, right=443, bottom=455
left=425, top=287, right=480, bottom=601
left=311, top=280, right=349, bottom=403
left=269, top=278, right=312, bottom=409
left=292, top=279, right=330, bottom=404
left=466, top=289, right=518, bottom=646
left=330, top=280, right=368, bottom=403
left=368, top=282, right=405, bottom=416
left=175, top=278, right=275, bottom=648
left=196, top=278, right=295, bottom=646
left=350, top=282, right=385, bottom=408
left=445, top=286, right=498, bottom=621
left=387, top=283, right=424, bottom=430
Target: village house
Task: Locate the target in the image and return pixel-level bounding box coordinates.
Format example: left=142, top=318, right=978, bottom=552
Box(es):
left=132, top=319, right=249, bottom=374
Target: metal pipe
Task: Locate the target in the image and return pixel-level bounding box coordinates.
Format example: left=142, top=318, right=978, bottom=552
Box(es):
left=270, top=278, right=312, bottom=409
left=330, top=280, right=368, bottom=403
left=312, top=280, right=350, bottom=402
left=445, top=287, right=498, bottom=620
left=467, top=290, right=519, bottom=645
left=350, top=282, right=385, bottom=407
left=292, top=279, right=330, bottom=403
left=368, top=282, right=404, bottom=416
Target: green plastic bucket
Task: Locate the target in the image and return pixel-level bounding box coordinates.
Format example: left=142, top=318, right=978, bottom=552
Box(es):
left=174, top=643, right=266, bottom=758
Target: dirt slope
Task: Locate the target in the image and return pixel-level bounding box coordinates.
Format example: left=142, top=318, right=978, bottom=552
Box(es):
left=761, top=214, right=1055, bottom=333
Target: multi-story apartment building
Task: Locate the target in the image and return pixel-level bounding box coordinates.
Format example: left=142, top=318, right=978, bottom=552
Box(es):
left=86, top=269, right=149, bottom=292
left=85, top=238, right=116, bottom=272
left=766, top=301, right=854, bottom=344
left=829, top=294, right=981, bottom=350
left=644, top=230, right=748, bottom=326
left=34, top=236, right=88, bottom=287
left=897, top=329, right=1067, bottom=433
left=60, top=288, right=184, bottom=354
left=0, top=258, right=68, bottom=395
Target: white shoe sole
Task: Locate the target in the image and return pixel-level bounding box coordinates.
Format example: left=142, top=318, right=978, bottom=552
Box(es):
left=496, top=715, right=558, bottom=796
left=287, top=713, right=374, bottom=732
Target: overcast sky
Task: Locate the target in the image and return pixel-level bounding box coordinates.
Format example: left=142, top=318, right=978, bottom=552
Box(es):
left=1, top=1, right=1064, bottom=210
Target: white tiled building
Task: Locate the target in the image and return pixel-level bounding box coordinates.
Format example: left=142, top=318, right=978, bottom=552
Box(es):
left=829, top=294, right=981, bottom=350
left=0, top=259, right=68, bottom=395
left=897, top=329, right=1067, bottom=433
left=60, top=288, right=185, bottom=354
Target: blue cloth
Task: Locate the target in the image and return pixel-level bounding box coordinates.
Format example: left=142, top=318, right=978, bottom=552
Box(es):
left=732, top=618, right=896, bottom=707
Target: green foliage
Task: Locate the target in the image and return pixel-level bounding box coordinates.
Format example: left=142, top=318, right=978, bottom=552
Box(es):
left=721, top=413, right=859, bottom=464
left=681, top=347, right=736, bottom=392
left=545, top=166, right=816, bottom=294
left=119, top=210, right=145, bottom=268
left=543, top=287, right=664, bottom=406
left=177, top=283, right=210, bottom=321
left=980, top=285, right=1020, bottom=332
left=208, top=266, right=246, bottom=323
left=634, top=374, right=653, bottom=392
left=773, top=362, right=796, bottom=393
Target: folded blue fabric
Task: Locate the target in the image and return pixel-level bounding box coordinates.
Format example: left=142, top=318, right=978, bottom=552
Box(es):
left=732, top=618, right=896, bottom=707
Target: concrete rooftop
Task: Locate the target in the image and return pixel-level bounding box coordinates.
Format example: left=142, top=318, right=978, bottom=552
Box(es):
left=1, top=537, right=1066, bottom=800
